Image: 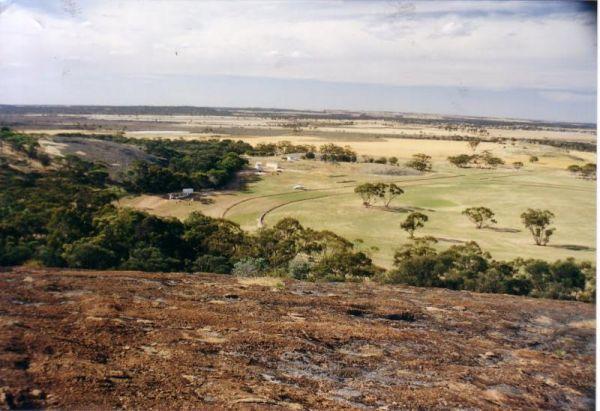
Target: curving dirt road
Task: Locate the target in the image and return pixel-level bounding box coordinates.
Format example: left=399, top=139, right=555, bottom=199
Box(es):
left=220, top=169, right=593, bottom=229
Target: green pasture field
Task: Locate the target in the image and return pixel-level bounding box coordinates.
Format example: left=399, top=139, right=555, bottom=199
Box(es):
left=119, top=139, right=596, bottom=268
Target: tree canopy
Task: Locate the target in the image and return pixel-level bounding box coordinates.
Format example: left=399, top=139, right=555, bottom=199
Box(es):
left=520, top=209, right=555, bottom=246
left=319, top=144, right=357, bottom=163
left=400, top=212, right=428, bottom=238
left=405, top=153, right=432, bottom=172
left=462, top=207, right=497, bottom=229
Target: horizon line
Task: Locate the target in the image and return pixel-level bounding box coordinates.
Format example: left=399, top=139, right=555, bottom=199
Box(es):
left=0, top=103, right=596, bottom=126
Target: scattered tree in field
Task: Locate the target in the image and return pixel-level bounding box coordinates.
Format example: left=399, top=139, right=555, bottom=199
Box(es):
left=373, top=183, right=387, bottom=201
left=401, top=212, right=428, bottom=239
left=354, top=183, right=381, bottom=207
left=480, top=151, right=504, bottom=168
left=581, top=163, right=596, bottom=180
left=486, top=157, right=505, bottom=167
left=406, top=153, right=432, bottom=172
left=513, top=161, right=524, bottom=170
left=383, top=183, right=404, bottom=208
left=529, top=155, right=539, bottom=163
left=355, top=182, right=405, bottom=208
left=468, top=139, right=481, bottom=153
left=462, top=207, right=497, bottom=229
left=520, top=209, right=555, bottom=246
left=389, top=156, right=398, bottom=166
left=448, top=154, right=472, bottom=168
left=319, top=144, right=357, bottom=163
left=567, top=163, right=596, bottom=180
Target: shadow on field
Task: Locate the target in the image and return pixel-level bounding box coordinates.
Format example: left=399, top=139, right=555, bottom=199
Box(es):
left=230, top=170, right=262, bottom=192
left=435, top=237, right=467, bottom=244
left=197, top=196, right=214, bottom=205
left=376, top=206, right=436, bottom=213
left=486, top=226, right=521, bottom=233
left=549, top=244, right=595, bottom=252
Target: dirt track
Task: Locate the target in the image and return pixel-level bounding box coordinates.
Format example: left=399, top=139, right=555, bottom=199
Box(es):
left=0, top=267, right=595, bottom=410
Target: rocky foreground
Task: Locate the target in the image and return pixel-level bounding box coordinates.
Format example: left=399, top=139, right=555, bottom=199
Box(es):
left=0, top=267, right=595, bottom=410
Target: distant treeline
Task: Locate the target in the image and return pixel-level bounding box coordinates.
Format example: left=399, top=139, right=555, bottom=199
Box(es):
left=383, top=133, right=596, bottom=153
left=0, top=105, right=594, bottom=129
left=0, top=105, right=230, bottom=116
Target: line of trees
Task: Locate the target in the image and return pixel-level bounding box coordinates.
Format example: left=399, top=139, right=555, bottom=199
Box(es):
left=462, top=207, right=556, bottom=246
left=354, top=185, right=558, bottom=249
left=437, top=207, right=556, bottom=246
left=567, top=163, right=596, bottom=180
left=248, top=141, right=432, bottom=172
left=250, top=141, right=317, bottom=156
left=360, top=155, right=399, bottom=165
left=319, top=143, right=357, bottom=162
left=448, top=151, right=504, bottom=168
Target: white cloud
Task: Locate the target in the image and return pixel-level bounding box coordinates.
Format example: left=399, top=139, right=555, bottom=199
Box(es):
left=0, top=0, right=595, bottom=110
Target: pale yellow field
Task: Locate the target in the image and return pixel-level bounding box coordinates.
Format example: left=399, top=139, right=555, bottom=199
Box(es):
left=28, top=113, right=595, bottom=143
left=123, top=132, right=597, bottom=169
left=28, top=127, right=597, bottom=168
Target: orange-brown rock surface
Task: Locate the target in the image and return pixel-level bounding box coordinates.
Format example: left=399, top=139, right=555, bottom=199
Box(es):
left=0, top=267, right=594, bottom=409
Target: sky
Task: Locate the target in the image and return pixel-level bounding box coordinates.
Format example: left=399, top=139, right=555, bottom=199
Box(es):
left=0, top=0, right=596, bottom=123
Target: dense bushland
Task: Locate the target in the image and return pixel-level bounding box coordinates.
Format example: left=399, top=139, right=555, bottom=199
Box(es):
left=49, top=133, right=253, bottom=192
left=384, top=237, right=594, bottom=302
left=125, top=138, right=251, bottom=192
left=0, top=143, right=377, bottom=281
